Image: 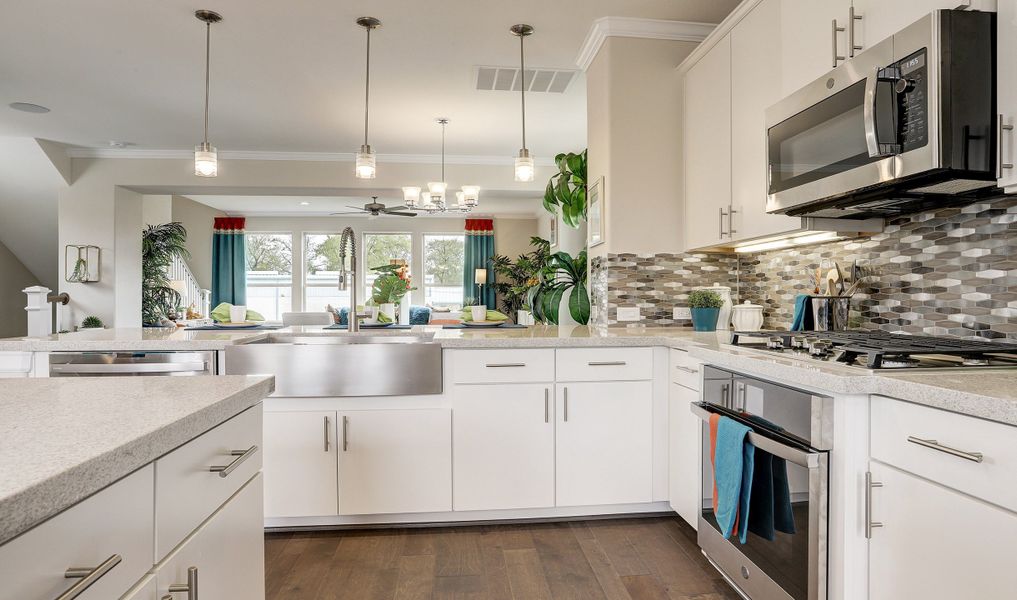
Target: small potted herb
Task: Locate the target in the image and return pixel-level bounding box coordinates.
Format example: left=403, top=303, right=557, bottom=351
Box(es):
left=687, top=290, right=723, bottom=332
left=80, top=316, right=104, bottom=330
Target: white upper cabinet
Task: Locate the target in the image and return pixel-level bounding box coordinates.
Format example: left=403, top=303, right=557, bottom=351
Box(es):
left=851, top=0, right=990, bottom=50
left=730, top=0, right=801, bottom=240
left=684, top=34, right=732, bottom=250
left=999, top=0, right=1017, bottom=189
left=780, top=0, right=853, bottom=95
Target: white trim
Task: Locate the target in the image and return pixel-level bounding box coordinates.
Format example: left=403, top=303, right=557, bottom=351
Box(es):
left=675, top=0, right=764, bottom=75
left=575, top=16, right=717, bottom=71
left=64, top=147, right=555, bottom=166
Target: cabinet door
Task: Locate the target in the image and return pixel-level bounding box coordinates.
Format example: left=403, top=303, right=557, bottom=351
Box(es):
left=338, top=409, right=452, bottom=515
left=869, top=463, right=1017, bottom=600
left=684, top=35, right=732, bottom=251
left=452, top=384, right=555, bottom=511
left=780, top=0, right=852, bottom=95
left=263, top=410, right=338, bottom=518
left=730, top=0, right=801, bottom=242
left=852, top=0, right=973, bottom=51
left=1000, top=0, right=1017, bottom=189
left=157, top=475, right=265, bottom=600
left=556, top=381, right=653, bottom=506
left=668, top=383, right=701, bottom=529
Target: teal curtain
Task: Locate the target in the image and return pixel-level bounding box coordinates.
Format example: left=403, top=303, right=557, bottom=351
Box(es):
left=211, top=217, right=246, bottom=306
left=463, top=218, right=496, bottom=307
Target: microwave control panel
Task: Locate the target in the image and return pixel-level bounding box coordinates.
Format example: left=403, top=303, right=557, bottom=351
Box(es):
left=895, top=48, right=929, bottom=152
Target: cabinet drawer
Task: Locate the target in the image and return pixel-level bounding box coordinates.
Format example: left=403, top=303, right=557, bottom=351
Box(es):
left=0, top=465, right=155, bottom=600
left=871, top=395, right=1017, bottom=512
left=450, top=349, right=554, bottom=384
left=555, top=348, right=653, bottom=382
left=155, top=406, right=262, bottom=560
left=669, top=349, right=702, bottom=390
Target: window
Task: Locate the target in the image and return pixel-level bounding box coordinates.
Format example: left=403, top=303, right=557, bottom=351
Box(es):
left=363, top=233, right=412, bottom=301
left=303, top=233, right=350, bottom=312
left=423, top=234, right=465, bottom=308
left=245, top=233, right=292, bottom=321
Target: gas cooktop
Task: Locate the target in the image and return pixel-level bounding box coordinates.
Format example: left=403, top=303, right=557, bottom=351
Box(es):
left=729, top=330, right=1017, bottom=370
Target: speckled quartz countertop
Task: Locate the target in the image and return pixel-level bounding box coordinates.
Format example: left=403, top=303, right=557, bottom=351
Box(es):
left=0, top=375, right=274, bottom=545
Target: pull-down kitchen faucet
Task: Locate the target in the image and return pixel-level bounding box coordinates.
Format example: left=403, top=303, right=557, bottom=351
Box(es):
left=337, top=226, right=360, bottom=332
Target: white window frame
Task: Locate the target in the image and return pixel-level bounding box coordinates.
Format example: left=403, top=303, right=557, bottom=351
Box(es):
left=361, top=231, right=414, bottom=302
left=244, top=231, right=294, bottom=321
left=421, top=232, right=466, bottom=309
left=301, top=231, right=350, bottom=312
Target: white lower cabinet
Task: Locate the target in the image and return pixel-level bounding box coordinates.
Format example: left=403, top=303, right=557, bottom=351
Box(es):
left=452, top=383, right=555, bottom=511
left=156, top=474, right=265, bottom=600
left=556, top=381, right=653, bottom=506
left=338, top=409, right=452, bottom=515
left=263, top=410, right=338, bottom=518
left=668, top=382, right=701, bottom=529
left=868, top=463, right=1017, bottom=600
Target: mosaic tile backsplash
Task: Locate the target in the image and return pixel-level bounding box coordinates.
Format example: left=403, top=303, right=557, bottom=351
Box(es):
left=593, top=196, right=1017, bottom=340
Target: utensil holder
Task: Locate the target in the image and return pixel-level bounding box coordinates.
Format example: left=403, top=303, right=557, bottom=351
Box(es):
left=810, top=296, right=851, bottom=331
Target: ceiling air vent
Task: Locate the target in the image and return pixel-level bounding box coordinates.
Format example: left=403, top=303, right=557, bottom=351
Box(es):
left=475, top=66, right=577, bottom=94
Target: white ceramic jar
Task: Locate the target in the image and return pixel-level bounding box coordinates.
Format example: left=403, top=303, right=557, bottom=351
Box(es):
left=731, top=300, right=764, bottom=331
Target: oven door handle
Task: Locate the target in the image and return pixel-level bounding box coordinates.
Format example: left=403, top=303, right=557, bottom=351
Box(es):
left=691, top=403, right=821, bottom=469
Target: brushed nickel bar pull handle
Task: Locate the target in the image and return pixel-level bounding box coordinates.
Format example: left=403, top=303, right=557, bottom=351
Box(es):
left=832, top=19, right=846, bottom=67
left=718, top=207, right=726, bottom=238
left=865, top=471, right=883, bottom=539
left=167, top=566, right=198, bottom=600
left=544, top=388, right=549, bottom=423
left=563, top=387, right=569, bottom=422
left=907, top=436, right=984, bottom=463
left=588, top=361, right=626, bottom=366
left=728, top=207, right=737, bottom=236
left=208, top=445, right=258, bottom=478
left=675, top=365, right=699, bottom=374
left=342, top=415, right=349, bottom=452
left=848, top=6, right=863, bottom=57
left=323, top=416, right=330, bottom=452
left=485, top=362, right=526, bottom=368
left=57, top=554, right=122, bottom=600
left=998, top=114, right=1014, bottom=178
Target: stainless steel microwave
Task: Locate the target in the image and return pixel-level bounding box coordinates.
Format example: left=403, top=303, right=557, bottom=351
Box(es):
left=765, top=10, right=997, bottom=219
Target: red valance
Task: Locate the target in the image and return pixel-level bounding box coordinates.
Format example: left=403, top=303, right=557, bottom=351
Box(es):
left=465, top=218, right=494, bottom=235
left=213, top=217, right=246, bottom=232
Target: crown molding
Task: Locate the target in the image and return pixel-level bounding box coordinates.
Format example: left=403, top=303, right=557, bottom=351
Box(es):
left=575, top=16, right=716, bottom=71
left=675, top=0, right=763, bottom=75
left=64, top=147, right=555, bottom=167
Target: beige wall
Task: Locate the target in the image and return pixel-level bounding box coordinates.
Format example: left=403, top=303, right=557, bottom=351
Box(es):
left=0, top=238, right=40, bottom=337
left=494, top=217, right=539, bottom=260
left=587, top=37, right=697, bottom=257
left=172, top=195, right=224, bottom=290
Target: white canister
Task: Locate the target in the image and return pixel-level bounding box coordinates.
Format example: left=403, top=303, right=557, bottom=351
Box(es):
left=229, top=304, right=248, bottom=323
left=470, top=305, right=488, bottom=322
left=731, top=300, right=764, bottom=331
left=693, top=285, right=733, bottom=330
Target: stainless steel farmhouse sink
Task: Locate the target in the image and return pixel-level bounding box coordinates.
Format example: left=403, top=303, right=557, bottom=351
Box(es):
left=224, top=333, right=442, bottom=397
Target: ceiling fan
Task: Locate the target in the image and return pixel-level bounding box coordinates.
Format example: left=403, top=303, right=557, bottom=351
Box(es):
left=330, top=196, right=417, bottom=218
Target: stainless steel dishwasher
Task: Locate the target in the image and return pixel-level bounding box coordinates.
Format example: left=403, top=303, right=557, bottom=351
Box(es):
left=49, top=351, right=216, bottom=376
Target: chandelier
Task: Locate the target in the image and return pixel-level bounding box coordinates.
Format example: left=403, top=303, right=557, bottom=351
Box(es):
left=402, top=119, right=480, bottom=213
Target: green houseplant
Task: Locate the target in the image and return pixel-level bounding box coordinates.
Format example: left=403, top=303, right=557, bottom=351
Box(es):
left=688, top=289, right=724, bottom=332
left=491, top=236, right=550, bottom=320
left=527, top=249, right=590, bottom=325
left=80, top=316, right=104, bottom=330
left=142, top=222, right=189, bottom=325
left=543, top=150, right=587, bottom=228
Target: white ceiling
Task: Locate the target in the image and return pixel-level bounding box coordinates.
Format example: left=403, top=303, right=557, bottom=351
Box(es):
left=186, top=192, right=544, bottom=218
left=0, top=0, right=737, bottom=158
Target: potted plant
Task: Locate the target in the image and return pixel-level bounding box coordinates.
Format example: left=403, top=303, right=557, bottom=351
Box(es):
left=543, top=150, right=587, bottom=228
left=79, top=316, right=104, bottom=330
left=688, top=289, right=724, bottom=332
left=142, top=222, right=189, bottom=325
left=369, top=264, right=414, bottom=322
left=491, top=237, right=550, bottom=324
left=527, top=248, right=590, bottom=325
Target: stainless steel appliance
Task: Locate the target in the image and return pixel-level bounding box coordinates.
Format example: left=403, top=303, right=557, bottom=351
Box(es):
left=766, top=10, right=997, bottom=219
left=695, top=367, right=833, bottom=600
left=49, top=351, right=215, bottom=376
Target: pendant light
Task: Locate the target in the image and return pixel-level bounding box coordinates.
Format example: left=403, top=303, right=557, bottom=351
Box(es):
left=194, top=10, right=222, bottom=177
left=355, top=17, right=381, bottom=179
left=402, top=119, right=480, bottom=213
left=510, top=24, right=535, bottom=182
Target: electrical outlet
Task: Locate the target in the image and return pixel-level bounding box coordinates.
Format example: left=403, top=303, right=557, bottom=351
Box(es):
left=673, top=306, right=692, bottom=320
left=617, top=307, right=641, bottom=322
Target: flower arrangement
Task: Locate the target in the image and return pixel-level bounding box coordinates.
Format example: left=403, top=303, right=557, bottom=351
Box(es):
left=370, top=264, right=415, bottom=305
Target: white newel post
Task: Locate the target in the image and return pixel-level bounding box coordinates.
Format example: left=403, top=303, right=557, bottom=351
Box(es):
left=23, top=286, right=53, bottom=337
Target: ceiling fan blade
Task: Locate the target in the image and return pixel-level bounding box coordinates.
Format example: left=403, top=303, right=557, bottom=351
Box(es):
left=329, top=211, right=367, bottom=215
left=346, top=205, right=367, bottom=211
left=383, top=211, right=418, bottom=217
left=385, top=205, right=408, bottom=211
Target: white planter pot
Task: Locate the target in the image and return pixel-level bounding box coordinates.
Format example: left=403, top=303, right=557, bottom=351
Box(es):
left=517, top=310, right=534, bottom=326
left=557, top=294, right=578, bottom=327
left=399, top=301, right=411, bottom=324
left=379, top=303, right=396, bottom=322
left=470, top=305, right=487, bottom=322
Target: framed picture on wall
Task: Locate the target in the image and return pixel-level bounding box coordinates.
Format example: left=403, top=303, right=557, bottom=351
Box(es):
left=588, top=176, right=604, bottom=247
left=549, top=214, right=558, bottom=248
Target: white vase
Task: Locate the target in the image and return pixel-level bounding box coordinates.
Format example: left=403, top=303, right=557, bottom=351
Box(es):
left=399, top=301, right=411, bottom=324
left=557, top=293, right=579, bottom=327
left=517, top=310, right=534, bottom=326
left=379, top=303, right=396, bottom=322
left=470, top=305, right=487, bottom=322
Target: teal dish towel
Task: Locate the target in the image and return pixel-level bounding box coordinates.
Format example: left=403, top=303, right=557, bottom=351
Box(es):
left=791, top=294, right=812, bottom=331
left=714, top=416, right=755, bottom=544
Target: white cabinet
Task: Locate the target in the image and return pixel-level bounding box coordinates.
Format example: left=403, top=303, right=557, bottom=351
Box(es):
left=730, top=0, right=801, bottom=241
left=1000, top=0, right=1017, bottom=190
left=338, top=409, right=452, bottom=515
left=684, top=34, right=732, bottom=250
left=556, top=381, right=653, bottom=506
left=669, top=382, right=702, bottom=529
left=868, top=463, right=1017, bottom=600
left=779, top=0, right=853, bottom=95
left=263, top=410, right=338, bottom=518
left=157, top=475, right=265, bottom=600
left=452, top=384, right=555, bottom=511
left=852, top=0, right=984, bottom=50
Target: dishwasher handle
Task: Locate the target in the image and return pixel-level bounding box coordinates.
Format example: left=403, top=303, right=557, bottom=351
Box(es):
left=50, top=362, right=209, bottom=375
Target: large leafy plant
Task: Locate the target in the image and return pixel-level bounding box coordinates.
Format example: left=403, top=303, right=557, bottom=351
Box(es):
left=491, top=237, right=550, bottom=318
left=142, top=222, right=189, bottom=325
left=543, top=150, right=587, bottom=228
left=527, top=249, right=590, bottom=325
left=370, top=264, right=415, bottom=304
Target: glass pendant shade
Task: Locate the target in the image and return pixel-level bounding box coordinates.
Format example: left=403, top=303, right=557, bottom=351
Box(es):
left=355, top=145, right=376, bottom=179
left=454, top=191, right=465, bottom=209
left=402, top=186, right=420, bottom=208
left=461, top=185, right=480, bottom=207
left=427, top=181, right=447, bottom=203
left=514, top=151, right=534, bottom=182
left=194, top=143, right=218, bottom=177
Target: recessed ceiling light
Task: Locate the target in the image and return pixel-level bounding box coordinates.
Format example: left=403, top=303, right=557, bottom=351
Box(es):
left=107, top=141, right=133, bottom=148
left=299, top=201, right=311, bottom=206
left=9, top=102, right=50, bottom=113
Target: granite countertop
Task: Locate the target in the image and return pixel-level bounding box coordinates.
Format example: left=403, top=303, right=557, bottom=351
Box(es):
left=0, top=375, right=274, bottom=545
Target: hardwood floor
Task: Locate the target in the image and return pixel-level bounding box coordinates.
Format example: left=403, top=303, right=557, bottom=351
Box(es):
left=265, top=516, right=741, bottom=600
